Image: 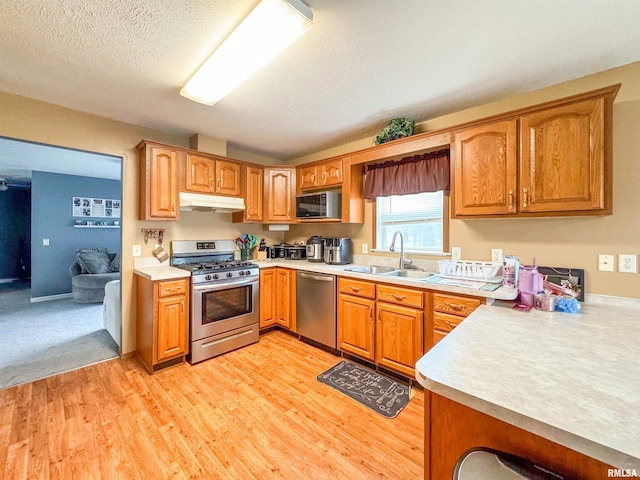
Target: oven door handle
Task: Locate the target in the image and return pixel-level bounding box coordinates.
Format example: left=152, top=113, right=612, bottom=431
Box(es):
left=193, top=278, right=257, bottom=292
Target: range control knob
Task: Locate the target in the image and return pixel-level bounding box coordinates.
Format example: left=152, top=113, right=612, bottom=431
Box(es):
left=205, top=274, right=212, bottom=281
left=245, top=270, right=251, bottom=276
left=227, top=272, right=233, bottom=278
left=213, top=274, right=219, bottom=280
left=239, top=270, right=245, bottom=276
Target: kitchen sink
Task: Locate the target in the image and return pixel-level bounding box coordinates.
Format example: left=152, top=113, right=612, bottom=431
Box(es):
left=344, top=265, right=398, bottom=274
left=344, top=265, right=435, bottom=279
left=383, top=269, right=436, bottom=279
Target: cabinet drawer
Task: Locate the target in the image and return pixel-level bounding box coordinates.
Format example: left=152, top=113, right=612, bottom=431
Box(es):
left=338, top=277, right=375, bottom=299
left=433, top=293, right=480, bottom=317
left=433, top=312, right=464, bottom=333
left=432, top=329, right=448, bottom=346
left=158, top=279, right=188, bottom=298
left=377, top=284, right=423, bottom=309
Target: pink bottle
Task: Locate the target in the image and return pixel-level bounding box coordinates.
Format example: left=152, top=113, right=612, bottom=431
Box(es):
left=518, top=265, right=544, bottom=306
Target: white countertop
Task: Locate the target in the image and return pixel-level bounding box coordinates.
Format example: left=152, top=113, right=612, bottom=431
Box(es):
left=133, top=266, right=190, bottom=281
left=415, top=301, right=640, bottom=470
left=255, top=259, right=518, bottom=301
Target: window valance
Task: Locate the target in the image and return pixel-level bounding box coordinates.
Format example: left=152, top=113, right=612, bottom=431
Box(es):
left=363, top=149, right=450, bottom=200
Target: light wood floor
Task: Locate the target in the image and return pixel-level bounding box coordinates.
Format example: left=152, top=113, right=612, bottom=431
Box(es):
left=0, top=330, right=424, bottom=479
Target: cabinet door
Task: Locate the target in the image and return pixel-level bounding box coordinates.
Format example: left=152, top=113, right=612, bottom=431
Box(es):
left=156, top=294, right=188, bottom=362
left=276, top=268, right=292, bottom=329
left=376, top=303, right=423, bottom=377
left=186, top=154, right=215, bottom=193
left=245, top=166, right=264, bottom=221
left=149, top=147, right=179, bottom=219
left=298, top=165, right=318, bottom=190
left=216, top=160, right=241, bottom=196
left=520, top=97, right=605, bottom=213
left=453, top=120, right=518, bottom=216
left=337, top=293, right=375, bottom=361
left=265, top=168, right=294, bottom=222
left=259, top=268, right=276, bottom=328
left=320, top=159, right=343, bottom=186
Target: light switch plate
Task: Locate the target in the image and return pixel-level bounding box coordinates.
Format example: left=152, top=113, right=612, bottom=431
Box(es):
left=132, top=244, right=142, bottom=257
left=451, top=247, right=461, bottom=260
left=362, top=243, right=368, bottom=254
left=618, top=254, right=637, bottom=273
left=491, top=248, right=503, bottom=263
left=598, top=254, right=614, bottom=272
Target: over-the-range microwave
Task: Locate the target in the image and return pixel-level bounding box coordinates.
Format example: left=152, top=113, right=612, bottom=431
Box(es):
left=295, top=191, right=342, bottom=219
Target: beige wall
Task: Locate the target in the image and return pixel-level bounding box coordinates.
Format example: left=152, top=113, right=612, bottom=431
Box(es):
left=0, top=91, right=282, bottom=355
left=288, top=61, right=640, bottom=299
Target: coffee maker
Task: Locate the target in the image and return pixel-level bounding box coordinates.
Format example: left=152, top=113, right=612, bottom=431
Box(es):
left=324, top=238, right=353, bottom=265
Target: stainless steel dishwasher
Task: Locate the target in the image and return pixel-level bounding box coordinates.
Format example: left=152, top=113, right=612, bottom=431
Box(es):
left=296, top=270, right=336, bottom=348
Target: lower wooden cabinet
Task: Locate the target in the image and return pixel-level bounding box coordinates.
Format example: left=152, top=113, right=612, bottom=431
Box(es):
left=136, top=276, right=189, bottom=373
left=337, top=278, right=423, bottom=377
left=338, top=292, right=375, bottom=361
left=259, top=267, right=296, bottom=331
left=259, top=268, right=276, bottom=328
left=425, top=393, right=610, bottom=479
left=276, top=268, right=296, bottom=330
left=376, top=302, right=423, bottom=378
left=430, top=292, right=481, bottom=347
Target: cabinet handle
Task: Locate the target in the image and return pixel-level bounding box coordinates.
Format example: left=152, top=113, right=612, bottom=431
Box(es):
left=311, top=174, right=315, bottom=183
left=350, top=286, right=361, bottom=292
left=369, top=305, right=373, bottom=322
left=390, top=293, right=406, bottom=301
left=171, top=201, right=175, bottom=213
left=377, top=309, right=381, bottom=323
left=508, top=190, right=514, bottom=209
left=522, top=187, right=529, bottom=208
left=181, top=301, right=185, bottom=313
left=444, top=320, right=457, bottom=328
left=444, top=302, right=465, bottom=312
left=210, top=178, right=214, bottom=190
left=217, top=178, right=221, bottom=189
left=322, top=172, right=326, bottom=182
left=284, top=275, right=288, bottom=285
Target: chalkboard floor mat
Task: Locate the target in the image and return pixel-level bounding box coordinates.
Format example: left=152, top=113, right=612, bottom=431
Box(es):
left=317, top=360, right=413, bottom=418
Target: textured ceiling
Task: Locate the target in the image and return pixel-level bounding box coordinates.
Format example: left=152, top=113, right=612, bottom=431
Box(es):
left=2, top=0, right=640, bottom=161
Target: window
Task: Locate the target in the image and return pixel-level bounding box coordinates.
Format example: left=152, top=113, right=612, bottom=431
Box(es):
left=375, top=191, right=445, bottom=253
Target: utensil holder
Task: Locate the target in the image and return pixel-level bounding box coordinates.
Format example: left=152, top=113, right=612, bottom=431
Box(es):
left=240, top=247, right=254, bottom=261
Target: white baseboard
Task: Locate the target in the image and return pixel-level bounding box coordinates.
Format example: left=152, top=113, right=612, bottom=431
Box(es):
left=0, top=278, right=18, bottom=284
left=30, top=293, right=73, bottom=303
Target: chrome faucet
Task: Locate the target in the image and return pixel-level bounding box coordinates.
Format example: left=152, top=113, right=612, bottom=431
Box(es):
left=389, top=231, right=413, bottom=269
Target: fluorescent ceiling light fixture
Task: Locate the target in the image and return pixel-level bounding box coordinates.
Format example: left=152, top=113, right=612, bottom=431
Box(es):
left=180, top=0, right=314, bottom=106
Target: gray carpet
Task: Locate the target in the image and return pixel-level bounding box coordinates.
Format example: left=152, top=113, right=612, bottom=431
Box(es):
left=0, top=281, right=119, bottom=390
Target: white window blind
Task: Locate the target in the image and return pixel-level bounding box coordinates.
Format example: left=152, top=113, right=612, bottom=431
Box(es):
left=376, top=191, right=444, bottom=252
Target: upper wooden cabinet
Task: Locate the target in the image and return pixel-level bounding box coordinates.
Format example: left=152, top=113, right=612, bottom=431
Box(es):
left=138, top=144, right=179, bottom=221
left=232, top=165, right=264, bottom=223
left=452, top=85, right=618, bottom=218
left=185, top=154, right=240, bottom=196
left=264, top=167, right=295, bottom=222
left=520, top=97, right=605, bottom=213
left=454, top=120, right=518, bottom=216
left=298, top=159, right=343, bottom=190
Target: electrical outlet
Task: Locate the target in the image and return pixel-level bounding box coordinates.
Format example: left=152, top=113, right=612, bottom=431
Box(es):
left=42, top=238, right=50, bottom=246
left=491, top=248, right=503, bottom=264
left=618, top=254, right=637, bottom=273
left=598, top=254, right=614, bottom=272
left=451, top=247, right=461, bottom=260
left=362, top=243, right=368, bottom=254
left=132, top=244, right=142, bottom=257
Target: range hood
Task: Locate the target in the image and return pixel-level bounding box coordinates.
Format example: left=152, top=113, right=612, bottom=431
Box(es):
left=179, top=192, right=245, bottom=213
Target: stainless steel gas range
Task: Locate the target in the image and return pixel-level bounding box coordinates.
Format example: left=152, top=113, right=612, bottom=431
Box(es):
left=171, top=240, right=260, bottom=364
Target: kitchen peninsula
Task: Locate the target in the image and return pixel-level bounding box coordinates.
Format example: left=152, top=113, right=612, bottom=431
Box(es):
left=416, top=301, right=640, bottom=479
